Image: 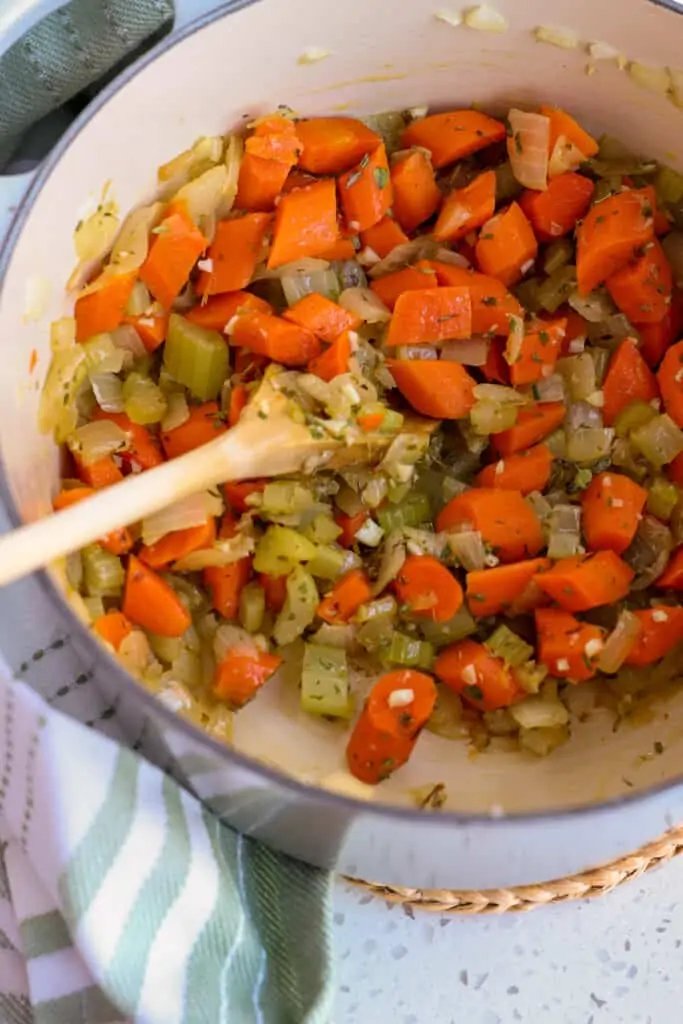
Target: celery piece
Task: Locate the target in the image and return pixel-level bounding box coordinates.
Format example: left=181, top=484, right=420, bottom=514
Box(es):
left=122, top=373, right=168, bottom=425
left=301, top=643, right=351, bottom=718
left=512, top=660, right=549, bottom=695
left=163, top=573, right=209, bottom=614
left=65, top=551, right=83, bottom=590
left=380, top=409, right=404, bottom=435
left=557, top=353, right=596, bottom=401
left=470, top=399, right=518, bottom=435
left=147, top=632, right=183, bottom=665
left=647, top=477, right=680, bottom=521
left=82, top=545, right=124, bottom=597
left=354, top=595, right=398, bottom=623
left=83, top=596, right=105, bottom=621
left=307, top=544, right=346, bottom=580
left=614, top=399, right=657, bottom=438
left=631, top=414, right=683, bottom=468
left=272, top=567, right=319, bottom=646
left=356, top=614, right=395, bottom=653
left=655, top=165, right=683, bottom=206
left=260, top=481, right=317, bottom=517
left=380, top=631, right=435, bottom=670
left=239, top=581, right=266, bottom=633
left=420, top=607, right=477, bottom=647
left=495, top=161, right=523, bottom=202
left=513, top=277, right=542, bottom=314
left=518, top=724, right=569, bottom=757
left=543, top=238, right=574, bottom=276
left=281, top=269, right=339, bottom=306
left=387, top=480, right=412, bottom=504
left=253, top=526, right=317, bottom=575
left=591, top=346, right=611, bottom=386
left=302, top=513, right=343, bottom=545
left=537, top=265, right=576, bottom=314
left=377, top=492, right=431, bottom=533
left=164, top=314, right=229, bottom=401
left=484, top=625, right=534, bottom=667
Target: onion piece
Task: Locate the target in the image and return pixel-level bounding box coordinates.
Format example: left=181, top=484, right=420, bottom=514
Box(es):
left=368, top=238, right=460, bottom=279
left=106, top=202, right=165, bottom=278
left=568, top=288, right=615, bottom=322
left=372, top=531, right=406, bottom=596
left=441, top=337, right=490, bottom=365
left=161, top=392, right=190, bottom=433
left=532, top=372, right=565, bottom=402
left=111, top=324, right=147, bottom=359
left=395, top=345, right=438, bottom=360
left=507, top=109, right=550, bottom=191
left=142, top=491, right=223, bottom=546
left=624, top=515, right=673, bottom=590
left=213, top=623, right=258, bottom=662
left=281, top=268, right=339, bottom=305
left=216, top=134, right=244, bottom=219
left=50, top=317, right=76, bottom=352
left=67, top=198, right=120, bottom=291
left=173, top=164, right=229, bottom=232
left=90, top=372, right=124, bottom=413
left=548, top=135, right=587, bottom=178
left=565, top=426, right=614, bottom=464
left=598, top=610, right=642, bottom=673
left=158, top=135, right=224, bottom=187
left=509, top=694, right=569, bottom=730
left=547, top=504, right=582, bottom=559
left=446, top=529, right=486, bottom=570
left=464, top=4, right=508, bottom=32
left=339, top=287, right=391, bottom=323
left=173, top=532, right=255, bottom=571
left=472, top=382, right=528, bottom=406
left=69, top=420, right=128, bottom=464
left=533, top=25, right=580, bottom=49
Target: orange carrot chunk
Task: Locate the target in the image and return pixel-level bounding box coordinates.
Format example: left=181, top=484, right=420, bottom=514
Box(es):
left=657, top=339, right=683, bottom=428
left=317, top=569, right=372, bottom=623
left=535, top=550, right=634, bottom=612
left=93, top=611, right=134, bottom=651
left=346, top=669, right=437, bottom=783
left=606, top=239, right=672, bottom=324
left=433, top=170, right=496, bottom=243
left=139, top=201, right=206, bottom=308
left=385, top=287, right=472, bottom=347
left=258, top=572, right=289, bottom=612
left=296, top=117, right=381, bottom=175
left=186, top=291, right=272, bottom=332
left=507, top=317, right=566, bottom=386
left=475, top=202, right=538, bottom=287
left=93, top=410, right=164, bottom=471
left=602, top=338, right=659, bottom=426
left=436, top=489, right=544, bottom=564
left=638, top=291, right=683, bottom=370
left=535, top=608, right=605, bottom=682
left=195, top=213, right=271, bottom=296
left=435, top=639, right=520, bottom=711
left=53, top=486, right=133, bottom=555
left=335, top=510, right=370, bottom=548
left=204, top=558, right=252, bottom=620
left=428, top=261, right=523, bottom=335
left=401, top=110, right=506, bottom=169
left=369, top=264, right=438, bottom=311
left=390, top=149, right=442, bottom=233
left=394, top=555, right=463, bottom=622
left=539, top=105, right=599, bottom=159
left=339, top=144, right=393, bottom=233
left=123, top=312, right=168, bottom=353
left=386, top=359, right=476, bottom=419
left=466, top=558, right=551, bottom=618
left=122, top=555, right=191, bottom=637
left=223, top=479, right=267, bottom=514
left=283, top=293, right=361, bottom=343
left=229, top=310, right=321, bottom=365
left=576, top=188, right=655, bottom=295
left=228, top=383, right=249, bottom=427
left=161, top=401, right=226, bottom=459
left=214, top=650, right=283, bottom=707
left=474, top=445, right=553, bottom=495
left=492, top=402, right=566, bottom=455
left=308, top=331, right=353, bottom=382
left=519, top=172, right=595, bottom=242
left=657, top=549, right=683, bottom=590
left=268, top=179, right=340, bottom=269
left=623, top=606, right=683, bottom=666
left=360, top=216, right=409, bottom=258
left=73, top=454, right=123, bottom=489
left=236, top=117, right=301, bottom=211
left=75, top=272, right=137, bottom=343
left=139, top=518, right=216, bottom=570
left=581, top=471, right=648, bottom=554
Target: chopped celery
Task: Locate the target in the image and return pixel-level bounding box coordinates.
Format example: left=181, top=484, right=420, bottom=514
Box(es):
left=655, top=165, right=683, bottom=206
left=301, top=643, right=351, bottom=718
left=426, top=684, right=464, bottom=739
left=518, top=724, right=569, bottom=757
left=513, top=277, right=542, bottom=314
left=164, top=314, right=229, bottom=401
left=253, top=526, right=317, bottom=575
left=272, top=566, right=319, bottom=646
left=537, top=265, right=576, bottom=313
left=557, top=353, right=596, bottom=401
left=387, top=480, right=413, bottom=504
left=82, top=596, right=105, bottom=620
left=307, top=544, right=346, bottom=580
left=377, top=492, right=431, bottom=532
left=82, top=545, right=124, bottom=597
left=470, top=400, right=518, bottom=435
left=380, top=631, right=435, bottom=670
left=380, top=409, right=404, bottom=434
left=512, top=660, right=548, bottom=694
left=239, top=581, right=266, bottom=633
left=356, top=614, right=396, bottom=653
left=163, top=573, right=209, bottom=614
left=647, top=477, right=680, bottom=520
left=420, top=606, right=477, bottom=646
left=65, top=551, right=83, bottom=590
left=590, top=346, right=611, bottom=386
left=495, top=161, right=523, bottom=202
left=631, top=414, right=683, bottom=468
left=147, top=633, right=183, bottom=665
left=565, top=427, right=614, bottom=465
left=302, top=513, right=343, bottom=545
left=281, top=268, right=339, bottom=306
left=354, top=595, right=398, bottom=623
left=122, top=372, right=168, bottom=425
left=614, top=399, right=657, bottom=438
left=260, top=481, right=317, bottom=518
left=543, top=238, right=574, bottom=275
left=484, top=625, right=534, bottom=667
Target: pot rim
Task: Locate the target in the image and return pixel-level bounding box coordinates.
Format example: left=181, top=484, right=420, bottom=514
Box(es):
left=0, top=0, right=679, bottom=830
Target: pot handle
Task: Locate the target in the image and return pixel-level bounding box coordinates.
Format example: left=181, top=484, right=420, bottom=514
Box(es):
left=0, top=0, right=69, bottom=242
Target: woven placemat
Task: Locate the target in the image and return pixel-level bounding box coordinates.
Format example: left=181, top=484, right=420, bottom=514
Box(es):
left=346, top=824, right=683, bottom=914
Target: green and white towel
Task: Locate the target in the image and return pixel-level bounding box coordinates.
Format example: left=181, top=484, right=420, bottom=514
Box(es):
left=0, top=670, right=334, bottom=1024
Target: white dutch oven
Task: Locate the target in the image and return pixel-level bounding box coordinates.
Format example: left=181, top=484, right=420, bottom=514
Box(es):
left=1, top=0, right=683, bottom=890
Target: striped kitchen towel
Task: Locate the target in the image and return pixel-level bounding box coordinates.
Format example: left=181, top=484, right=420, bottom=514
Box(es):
left=0, top=672, right=334, bottom=1024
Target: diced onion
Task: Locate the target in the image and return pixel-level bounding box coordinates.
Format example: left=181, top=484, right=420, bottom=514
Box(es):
left=339, top=287, right=391, bottom=323
left=298, top=46, right=331, bottom=64
left=565, top=426, right=614, bottom=464
left=158, top=135, right=224, bottom=186
left=173, top=165, right=230, bottom=231
left=446, top=529, right=486, bottom=570
left=548, top=135, right=586, bottom=178
left=355, top=519, right=384, bottom=547
left=509, top=695, right=569, bottom=729
left=217, top=135, right=243, bottom=219
left=50, top=317, right=76, bottom=352
left=281, top=268, right=339, bottom=305
left=173, top=532, right=255, bottom=571
left=533, top=25, right=580, bottom=49
left=441, top=337, right=490, bottom=365
left=598, top=610, right=642, bottom=673
left=470, top=400, right=517, bottom=435
left=464, top=4, right=508, bottom=32
left=161, top=391, right=190, bottom=433
left=69, top=419, right=127, bottom=464
left=434, top=9, right=462, bottom=27
left=473, top=382, right=529, bottom=406
left=587, top=41, right=620, bottom=62
left=213, top=623, right=258, bottom=662
left=368, top=238, right=455, bottom=279
left=568, top=288, right=615, bottom=323
left=372, top=531, right=406, bottom=595
left=111, top=323, right=147, bottom=359
left=547, top=504, right=582, bottom=559
left=107, top=202, right=165, bottom=277
left=532, top=372, right=565, bottom=402
left=24, top=275, right=52, bottom=321
left=507, top=109, right=550, bottom=191
left=90, top=372, right=124, bottom=413
left=628, top=61, right=671, bottom=95
left=558, top=354, right=597, bottom=402
left=395, top=345, right=438, bottom=360
left=67, top=199, right=120, bottom=291
left=38, top=346, right=87, bottom=439
left=141, top=491, right=223, bottom=546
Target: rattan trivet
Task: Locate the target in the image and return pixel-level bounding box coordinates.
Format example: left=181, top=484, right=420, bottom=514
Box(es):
left=346, top=825, right=683, bottom=914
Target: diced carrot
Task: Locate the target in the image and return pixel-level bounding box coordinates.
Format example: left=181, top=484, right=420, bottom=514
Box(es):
left=492, top=402, right=566, bottom=455
left=602, top=338, right=659, bottom=426
left=436, top=489, right=544, bottom=563
left=245, top=116, right=301, bottom=162
left=258, top=572, right=288, bottom=612
left=657, top=339, right=683, bottom=427
left=559, top=310, right=588, bottom=355
left=370, top=263, right=438, bottom=311
left=657, top=548, right=683, bottom=590
left=268, top=179, right=340, bottom=268
left=123, top=312, right=168, bottom=353
left=160, top=401, right=226, bottom=459
left=223, top=479, right=267, bottom=514
left=186, top=291, right=271, bottom=332
left=228, top=383, right=249, bottom=427
left=428, top=261, right=523, bottom=336
left=394, top=555, right=463, bottom=622
left=466, top=558, right=551, bottom=618
left=535, top=550, right=634, bottom=612
left=122, top=554, right=191, bottom=637
left=308, top=331, right=353, bottom=382
left=229, top=310, right=321, bottom=365
left=401, top=110, right=506, bottom=169
left=73, top=454, right=123, bottom=489
left=346, top=669, right=437, bottom=783
left=357, top=411, right=385, bottom=432
left=606, top=239, right=673, bottom=325
left=638, top=290, right=683, bottom=370
left=52, top=486, right=133, bottom=555
left=317, top=568, right=372, bottom=623
left=139, top=518, right=216, bottom=570
left=335, top=510, right=369, bottom=547
left=623, top=606, right=683, bottom=666
left=195, top=214, right=271, bottom=296
left=204, top=557, right=252, bottom=620
left=282, top=169, right=319, bottom=194
left=482, top=337, right=510, bottom=384
left=74, top=272, right=137, bottom=343
left=339, top=144, right=393, bottom=233
left=581, top=471, right=647, bottom=554
left=507, top=317, right=566, bottom=386
left=385, top=287, right=472, bottom=347
left=318, top=238, right=358, bottom=260
left=360, top=216, right=409, bottom=258
left=236, top=117, right=301, bottom=211
left=234, top=350, right=269, bottom=381
left=474, top=445, right=553, bottom=495
left=390, top=149, right=441, bottom=233
left=668, top=451, right=683, bottom=486
left=576, top=188, right=655, bottom=295
left=433, top=170, right=496, bottom=243
left=386, top=358, right=476, bottom=419
left=435, top=639, right=520, bottom=711
left=52, top=486, right=95, bottom=511
left=93, top=611, right=134, bottom=651
left=92, top=410, right=164, bottom=471
left=475, top=202, right=538, bottom=287
left=214, top=650, right=283, bottom=707
left=518, top=172, right=595, bottom=242
left=139, top=201, right=206, bottom=308
left=539, top=105, right=599, bottom=159
left=535, top=608, right=605, bottom=682
left=296, top=117, right=381, bottom=175
left=283, top=293, right=360, bottom=343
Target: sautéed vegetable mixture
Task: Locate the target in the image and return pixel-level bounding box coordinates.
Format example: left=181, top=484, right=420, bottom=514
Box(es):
left=42, top=104, right=683, bottom=785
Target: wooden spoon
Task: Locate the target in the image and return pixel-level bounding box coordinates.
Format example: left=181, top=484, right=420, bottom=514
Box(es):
left=0, top=374, right=438, bottom=587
